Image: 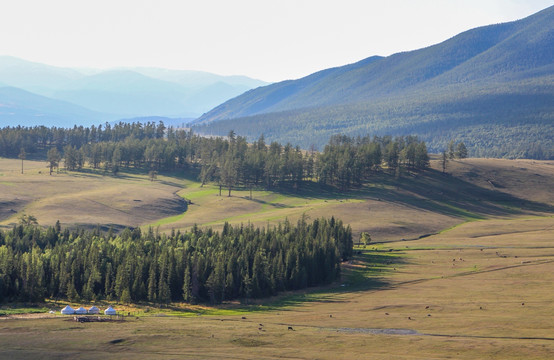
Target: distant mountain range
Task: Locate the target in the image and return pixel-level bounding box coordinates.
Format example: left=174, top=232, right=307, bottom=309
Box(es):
left=193, top=6, right=554, bottom=159
left=0, top=56, right=267, bottom=127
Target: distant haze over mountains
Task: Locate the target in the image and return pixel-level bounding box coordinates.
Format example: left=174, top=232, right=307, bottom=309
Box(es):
left=194, top=6, right=554, bottom=159
left=0, top=56, right=267, bottom=127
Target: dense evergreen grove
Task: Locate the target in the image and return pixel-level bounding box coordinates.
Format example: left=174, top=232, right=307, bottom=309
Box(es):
left=0, top=217, right=351, bottom=304
left=0, top=122, right=429, bottom=191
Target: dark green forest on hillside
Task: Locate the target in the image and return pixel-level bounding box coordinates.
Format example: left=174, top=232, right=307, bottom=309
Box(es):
left=193, top=6, right=554, bottom=160
left=193, top=86, right=554, bottom=160
left=0, top=122, right=430, bottom=191
left=0, top=217, right=351, bottom=304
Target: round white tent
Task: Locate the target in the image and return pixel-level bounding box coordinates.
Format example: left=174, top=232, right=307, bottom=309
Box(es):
left=61, top=305, right=75, bottom=315
left=88, top=306, right=100, bottom=314
left=75, top=307, right=87, bottom=315
left=104, top=306, right=116, bottom=315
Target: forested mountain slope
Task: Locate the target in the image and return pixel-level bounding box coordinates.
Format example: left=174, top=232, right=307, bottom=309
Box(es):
left=194, top=6, right=554, bottom=159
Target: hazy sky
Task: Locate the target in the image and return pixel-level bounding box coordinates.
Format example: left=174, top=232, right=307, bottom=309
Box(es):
left=1, top=0, right=552, bottom=82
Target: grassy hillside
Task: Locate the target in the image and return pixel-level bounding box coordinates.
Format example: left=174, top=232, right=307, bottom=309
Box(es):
left=0, top=158, right=187, bottom=231
left=193, top=6, right=554, bottom=158
left=1, top=157, right=552, bottom=242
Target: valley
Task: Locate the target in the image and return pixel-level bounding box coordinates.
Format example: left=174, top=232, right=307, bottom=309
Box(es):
left=0, top=157, right=553, bottom=358
left=1, top=3, right=553, bottom=359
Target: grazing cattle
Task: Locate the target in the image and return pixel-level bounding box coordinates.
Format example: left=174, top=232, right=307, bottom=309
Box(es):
left=329, top=315, right=332, bottom=318
left=385, top=313, right=389, bottom=315
left=241, top=316, right=246, bottom=319
left=425, top=306, right=429, bottom=309
left=288, top=326, right=294, bottom=331
left=522, top=303, right=525, bottom=306
left=259, top=323, right=263, bottom=326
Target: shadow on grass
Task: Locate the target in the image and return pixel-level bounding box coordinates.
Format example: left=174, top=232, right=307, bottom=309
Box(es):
left=271, top=168, right=554, bottom=220
left=225, top=248, right=407, bottom=313
left=246, top=197, right=294, bottom=209
left=61, top=165, right=201, bottom=184
left=62, top=164, right=553, bottom=223
left=124, top=248, right=406, bottom=317
left=338, top=248, right=408, bottom=292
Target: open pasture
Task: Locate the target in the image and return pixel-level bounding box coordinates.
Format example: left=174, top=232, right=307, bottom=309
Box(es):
left=0, top=158, right=187, bottom=230
left=151, top=157, right=553, bottom=242
left=1, top=157, right=552, bottom=242
left=0, top=215, right=552, bottom=359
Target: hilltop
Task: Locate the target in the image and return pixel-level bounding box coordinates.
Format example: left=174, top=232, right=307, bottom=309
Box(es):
left=193, top=6, right=554, bottom=159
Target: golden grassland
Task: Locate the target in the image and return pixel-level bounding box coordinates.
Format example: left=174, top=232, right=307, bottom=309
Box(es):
left=3, top=157, right=552, bottom=240
left=0, top=216, right=552, bottom=359
left=0, top=158, right=186, bottom=231
left=0, top=157, right=553, bottom=359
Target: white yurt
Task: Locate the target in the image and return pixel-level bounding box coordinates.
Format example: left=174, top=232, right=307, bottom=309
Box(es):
left=88, top=306, right=100, bottom=314
left=104, top=305, right=116, bottom=315
left=61, top=305, right=75, bottom=315
left=75, top=306, right=87, bottom=315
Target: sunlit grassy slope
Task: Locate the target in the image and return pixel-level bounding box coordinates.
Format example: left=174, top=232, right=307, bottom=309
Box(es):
left=1, top=157, right=552, bottom=243
left=0, top=158, right=187, bottom=231
left=148, top=157, right=554, bottom=242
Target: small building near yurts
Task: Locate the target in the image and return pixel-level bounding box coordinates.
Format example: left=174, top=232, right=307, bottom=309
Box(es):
left=75, top=307, right=87, bottom=315
left=104, top=306, right=116, bottom=315
left=88, top=306, right=100, bottom=314
left=61, top=305, right=75, bottom=315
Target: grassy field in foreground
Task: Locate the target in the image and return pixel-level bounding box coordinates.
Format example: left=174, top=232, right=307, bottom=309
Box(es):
left=0, top=215, right=552, bottom=359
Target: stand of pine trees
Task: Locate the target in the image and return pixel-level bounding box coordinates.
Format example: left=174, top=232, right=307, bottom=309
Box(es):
left=0, top=217, right=352, bottom=304
left=0, top=122, right=429, bottom=191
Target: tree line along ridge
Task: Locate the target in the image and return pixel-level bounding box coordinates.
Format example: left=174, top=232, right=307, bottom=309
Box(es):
left=1, top=121, right=431, bottom=191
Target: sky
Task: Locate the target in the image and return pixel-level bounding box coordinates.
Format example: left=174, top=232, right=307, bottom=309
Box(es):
left=0, top=0, right=552, bottom=82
